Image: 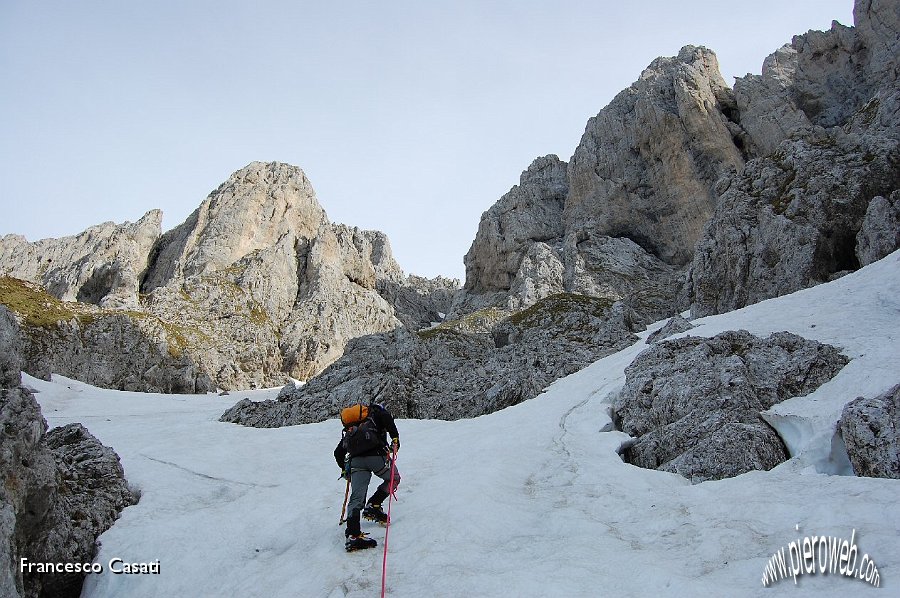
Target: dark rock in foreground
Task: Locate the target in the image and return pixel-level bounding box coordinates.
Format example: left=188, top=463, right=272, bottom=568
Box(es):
left=0, top=320, right=136, bottom=598
left=840, top=384, right=900, bottom=479
left=612, top=330, right=849, bottom=483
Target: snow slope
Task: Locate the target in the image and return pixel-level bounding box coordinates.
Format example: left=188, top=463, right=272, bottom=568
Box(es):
left=33, top=251, right=900, bottom=597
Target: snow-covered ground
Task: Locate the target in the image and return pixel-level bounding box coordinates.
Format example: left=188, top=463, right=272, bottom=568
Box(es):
left=33, top=251, right=900, bottom=597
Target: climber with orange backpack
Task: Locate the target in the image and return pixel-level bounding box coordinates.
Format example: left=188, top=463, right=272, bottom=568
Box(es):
left=334, top=401, right=401, bottom=552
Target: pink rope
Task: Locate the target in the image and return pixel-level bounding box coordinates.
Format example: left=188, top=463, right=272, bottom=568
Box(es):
left=381, top=447, right=398, bottom=598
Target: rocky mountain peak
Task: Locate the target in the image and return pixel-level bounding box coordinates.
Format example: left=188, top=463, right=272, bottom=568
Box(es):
left=566, top=43, right=744, bottom=267
left=141, top=161, right=327, bottom=291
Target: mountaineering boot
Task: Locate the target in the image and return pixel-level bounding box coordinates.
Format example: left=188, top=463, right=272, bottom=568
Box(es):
left=345, top=533, right=377, bottom=552
left=362, top=503, right=388, bottom=524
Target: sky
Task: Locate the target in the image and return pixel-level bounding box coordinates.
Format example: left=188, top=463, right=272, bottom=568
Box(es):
left=32, top=250, right=900, bottom=597
left=1, top=1, right=854, bottom=281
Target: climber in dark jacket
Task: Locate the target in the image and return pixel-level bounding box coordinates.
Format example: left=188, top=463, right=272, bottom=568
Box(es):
left=335, top=402, right=401, bottom=551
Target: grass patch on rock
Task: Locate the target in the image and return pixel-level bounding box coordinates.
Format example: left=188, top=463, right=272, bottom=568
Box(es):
left=0, top=277, right=85, bottom=328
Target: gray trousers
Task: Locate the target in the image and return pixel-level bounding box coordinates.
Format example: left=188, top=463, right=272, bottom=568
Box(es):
left=345, top=454, right=400, bottom=535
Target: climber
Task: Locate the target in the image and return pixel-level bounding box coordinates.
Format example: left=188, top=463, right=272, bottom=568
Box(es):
left=335, top=401, right=401, bottom=551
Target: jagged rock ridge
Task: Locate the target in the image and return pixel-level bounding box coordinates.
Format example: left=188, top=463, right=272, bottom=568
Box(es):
left=221, top=294, right=643, bottom=426
left=461, top=0, right=899, bottom=323
left=685, top=0, right=900, bottom=316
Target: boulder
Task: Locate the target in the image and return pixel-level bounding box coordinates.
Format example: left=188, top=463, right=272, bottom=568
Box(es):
left=0, top=376, right=135, bottom=598
left=646, top=314, right=694, bottom=344
left=612, top=330, right=848, bottom=482
left=839, top=384, right=900, bottom=478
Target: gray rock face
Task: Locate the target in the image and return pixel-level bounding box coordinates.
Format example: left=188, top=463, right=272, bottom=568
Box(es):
left=735, top=0, right=899, bottom=156
left=459, top=46, right=744, bottom=326
left=0, top=378, right=135, bottom=598
left=141, top=161, right=327, bottom=290
left=140, top=162, right=405, bottom=383
left=0, top=387, right=56, bottom=598
left=460, top=1, right=899, bottom=327
left=0, top=211, right=162, bottom=310
left=0, top=307, right=22, bottom=389
left=857, top=191, right=900, bottom=266
left=612, top=330, right=849, bottom=483
left=566, top=46, right=745, bottom=267
left=839, top=384, right=900, bottom=478
left=464, top=155, right=568, bottom=293
left=377, top=274, right=459, bottom=331
left=687, top=132, right=900, bottom=316
left=1, top=277, right=214, bottom=393
left=221, top=294, right=642, bottom=426
left=27, top=424, right=136, bottom=598
left=646, top=314, right=694, bottom=344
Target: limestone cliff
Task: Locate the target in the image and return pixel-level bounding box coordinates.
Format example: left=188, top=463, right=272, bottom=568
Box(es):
left=687, top=0, right=900, bottom=315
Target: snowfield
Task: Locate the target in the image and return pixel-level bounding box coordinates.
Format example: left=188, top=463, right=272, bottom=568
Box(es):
left=33, top=251, right=900, bottom=597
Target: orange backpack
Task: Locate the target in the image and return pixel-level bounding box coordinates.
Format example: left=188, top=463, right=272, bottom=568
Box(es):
left=340, top=404, right=369, bottom=427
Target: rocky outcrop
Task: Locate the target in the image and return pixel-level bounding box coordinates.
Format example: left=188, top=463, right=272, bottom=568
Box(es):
left=857, top=191, right=900, bottom=266
left=735, top=0, right=900, bottom=156
left=457, top=170, right=686, bottom=326
left=141, top=162, right=327, bottom=290
left=139, top=162, right=409, bottom=382
left=464, top=155, right=568, bottom=294
left=24, top=424, right=136, bottom=598
left=0, top=211, right=162, bottom=310
left=686, top=1, right=900, bottom=316
left=687, top=131, right=900, bottom=316
left=839, top=384, right=900, bottom=479
left=1, top=312, right=135, bottom=597
left=1, top=277, right=214, bottom=393
left=376, top=274, right=459, bottom=331
left=460, top=2, right=899, bottom=327
left=646, top=314, right=694, bottom=344
left=612, top=330, right=848, bottom=483
left=222, top=294, right=642, bottom=426
left=1, top=387, right=57, bottom=598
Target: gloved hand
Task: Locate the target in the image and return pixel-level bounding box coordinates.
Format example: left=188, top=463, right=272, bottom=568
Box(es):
left=391, top=437, right=400, bottom=452
left=339, top=469, right=347, bottom=480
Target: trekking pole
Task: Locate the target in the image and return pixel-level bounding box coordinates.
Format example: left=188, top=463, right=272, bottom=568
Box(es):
left=338, top=476, right=350, bottom=525
left=381, top=446, right=398, bottom=598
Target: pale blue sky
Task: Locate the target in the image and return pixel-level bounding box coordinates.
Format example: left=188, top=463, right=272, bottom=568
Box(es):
left=1, top=1, right=853, bottom=280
